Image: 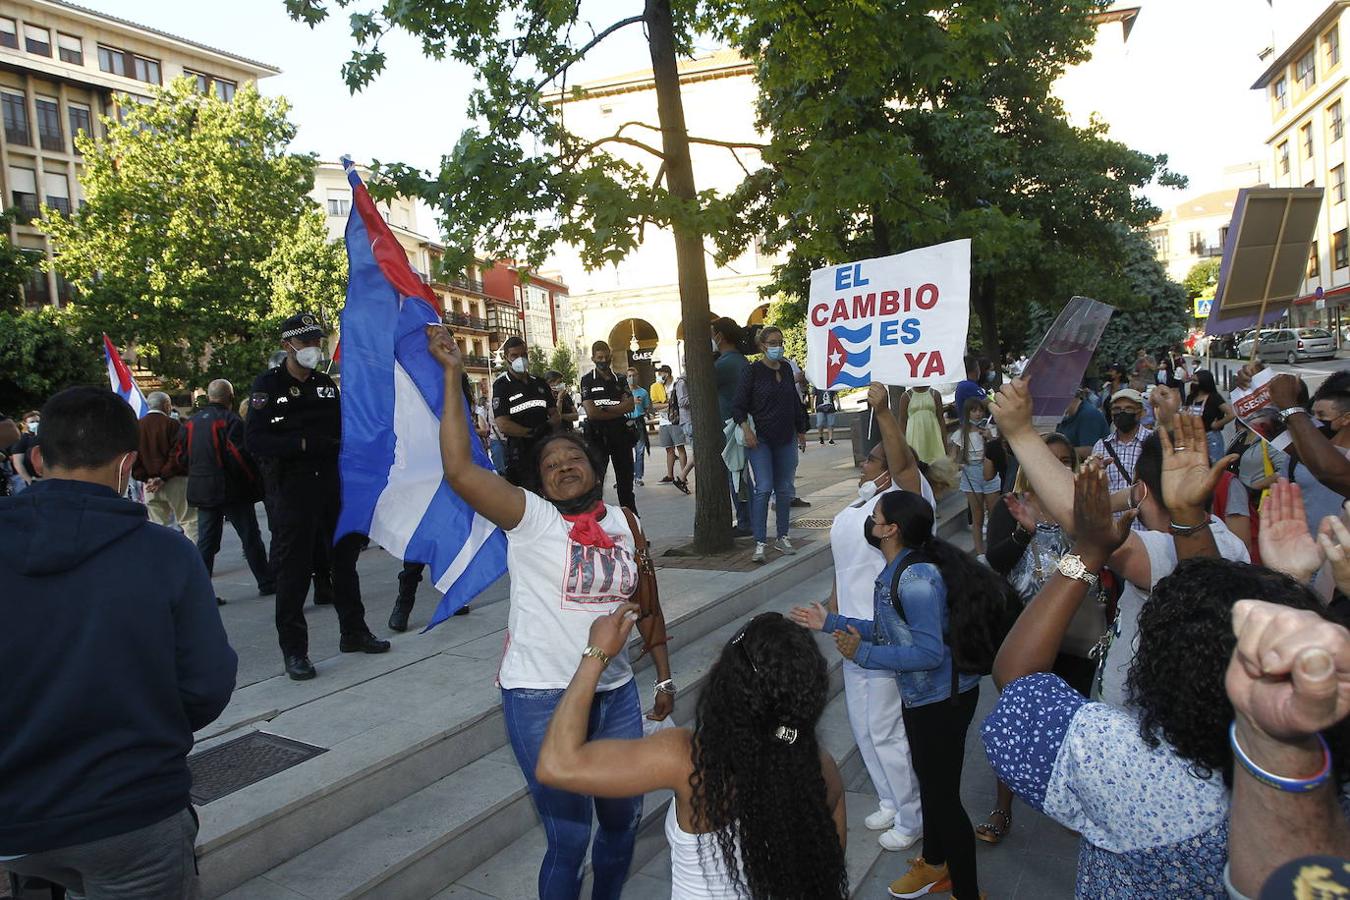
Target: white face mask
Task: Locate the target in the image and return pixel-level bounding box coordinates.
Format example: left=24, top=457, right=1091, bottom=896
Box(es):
left=289, top=343, right=323, bottom=370
left=116, top=452, right=132, bottom=497
left=854, top=471, right=892, bottom=505
left=510, top=356, right=527, bottom=374
left=25, top=420, right=37, bottom=434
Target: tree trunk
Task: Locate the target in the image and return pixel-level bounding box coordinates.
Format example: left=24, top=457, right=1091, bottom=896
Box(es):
left=645, top=0, right=733, bottom=554
left=974, top=273, right=1000, bottom=359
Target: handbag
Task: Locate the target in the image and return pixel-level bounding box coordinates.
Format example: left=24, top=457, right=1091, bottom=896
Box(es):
left=621, top=507, right=669, bottom=657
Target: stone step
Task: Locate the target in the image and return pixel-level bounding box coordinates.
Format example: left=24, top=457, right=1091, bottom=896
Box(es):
left=213, top=567, right=838, bottom=899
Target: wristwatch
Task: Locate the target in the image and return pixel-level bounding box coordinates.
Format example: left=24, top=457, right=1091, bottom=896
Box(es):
left=654, top=678, right=678, bottom=696
left=581, top=645, right=612, bottom=668
left=1057, top=553, right=1099, bottom=587
left=1278, top=406, right=1309, bottom=423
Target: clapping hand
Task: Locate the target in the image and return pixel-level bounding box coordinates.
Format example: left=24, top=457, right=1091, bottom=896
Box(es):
left=834, top=626, right=862, bottom=660
left=988, top=377, right=1033, bottom=438
left=789, top=601, right=828, bottom=631
left=1259, top=479, right=1326, bottom=584
left=1071, top=459, right=1135, bottom=566
left=1150, top=384, right=1180, bottom=427
left=1317, top=501, right=1350, bottom=596
left=1004, top=492, right=1039, bottom=532
left=1158, top=413, right=1238, bottom=516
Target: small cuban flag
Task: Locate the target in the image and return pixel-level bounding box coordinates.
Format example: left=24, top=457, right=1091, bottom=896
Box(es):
left=334, top=157, right=507, bottom=628
left=825, top=323, right=873, bottom=388
left=102, top=333, right=149, bottom=418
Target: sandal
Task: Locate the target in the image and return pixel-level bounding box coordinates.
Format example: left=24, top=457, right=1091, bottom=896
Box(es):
left=674, top=478, right=690, bottom=495
left=975, top=808, right=1012, bottom=845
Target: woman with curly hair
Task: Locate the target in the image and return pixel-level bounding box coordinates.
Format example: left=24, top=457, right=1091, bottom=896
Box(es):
left=984, top=466, right=1350, bottom=898
left=536, top=606, right=848, bottom=899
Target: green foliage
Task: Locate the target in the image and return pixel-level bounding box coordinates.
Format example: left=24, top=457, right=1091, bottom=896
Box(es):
left=0, top=208, right=37, bottom=312
left=768, top=298, right=807, bottom=369
left=1182, top=258, right=1222, bottom=300
left=0, top=306, right=101, bottom=412
left=261, top=208, right=349, bottom=329
left=527, top=345, right=549, bottom=377
left=40, top=78, right=321, bottom=391
left=548, top=343, right=578, bottom=385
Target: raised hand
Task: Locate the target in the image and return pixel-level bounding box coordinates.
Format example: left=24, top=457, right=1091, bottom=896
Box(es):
left=1260, top=479, right=1326, bottom=583
left=1004, top=492, right=1039, bottom=532
left=988, top=377, right=1033, bottom=438
left=788, top=601, right=828, bottom=631
left=867, top=382, right=889, bottom=410
left=1317, top=503, right=1350, bottom=597
left=1268, top=373, right=1304, bottom=412
left=586, top=602, right=641, bottom=660
left=426, top=324, right=462, bottom=371
left=1158, top=412, right=1238, bottom=516
left=1071, top=459, right=1136, bottom=565
left=1150, top=384, right=1180, bottom=427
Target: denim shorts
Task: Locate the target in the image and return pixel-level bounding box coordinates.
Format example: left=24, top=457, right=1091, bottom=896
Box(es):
left=960, top=462, right=1001, bottom=494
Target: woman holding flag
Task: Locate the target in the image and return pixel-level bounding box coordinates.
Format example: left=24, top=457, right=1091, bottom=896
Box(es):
left=426, top=325, right=673, bottom=900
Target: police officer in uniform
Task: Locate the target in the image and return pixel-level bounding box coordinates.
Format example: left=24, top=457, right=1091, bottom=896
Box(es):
left=246, top=313, right=389, bottom=680
left=580, top=340, right=638, bottom=512
left=491, top=336, right=558, bottom=486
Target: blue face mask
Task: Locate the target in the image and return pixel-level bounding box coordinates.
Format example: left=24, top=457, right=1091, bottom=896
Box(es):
left=766, top=346, right=785, bottom=361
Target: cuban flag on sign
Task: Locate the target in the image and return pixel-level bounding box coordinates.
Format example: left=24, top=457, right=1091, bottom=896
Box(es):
left=334, top=158, right=506, bottom=628
left=826, top=323, right=872, bottom=388
left=102, top=334, right=149, bottom=418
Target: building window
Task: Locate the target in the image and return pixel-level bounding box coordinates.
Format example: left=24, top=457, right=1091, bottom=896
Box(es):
left=1333, top=101, right=1345, bottom=142
left=1336, top=229, right=1349, bottom=269
left=43, top=171, right=70, bottom=217
left=1297, top=49, right=1317, bottom=90
left=1279, top=141, right=1291, bottom=174
left=2, top=90, right=30, bottom=146
left=133, top=55, right=160, bottom=85
left=97, top=45, right=127, bottom=76
left=9, top=166, right=37, bottom=222
left=0, top=17, right=16, bottom=49
left=35, top=97, right=61, bottom=152
left=1327, top=26, right=1341, bottom=67
left=23, top=252, right=49, bottom=305
left=1310, top=240, right=1321, bottom=279
left=1303, top=122, right=1315, bottom=158
left=214, top=78, right=236, bottom=102
left=1275, top=76, right=1289, bottom=110
left=67, top=102, right=91, bottom=148
left=1188, top=231, right=1206, bottom=254
left=325, top=190, right=350, bottom=217
left=185, top=69, right=210, bottom=94
left=57, top=33, right=82, bottom=65
left=1337, top=165, right=1348, bottom=203
left=24, top=24, right=50, bottom=57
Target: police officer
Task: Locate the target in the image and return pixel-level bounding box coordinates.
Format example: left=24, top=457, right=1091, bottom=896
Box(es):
left=491, top=336, right=558, bottom=486
left=246, top=313, right=389, bottom=680
left=580, top=340, right=637, bottom=512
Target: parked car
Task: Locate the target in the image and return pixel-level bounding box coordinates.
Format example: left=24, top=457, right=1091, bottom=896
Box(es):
left=1237, top=327, right=1337, bottom=364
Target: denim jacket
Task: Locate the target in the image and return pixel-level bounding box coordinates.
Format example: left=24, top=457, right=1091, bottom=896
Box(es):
left=822, top=549, right=980, bottom=708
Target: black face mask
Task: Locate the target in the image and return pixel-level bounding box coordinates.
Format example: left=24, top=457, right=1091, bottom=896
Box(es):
left=1319, top=420, right=1339, bottom=439
left=1112, top=411, right=1138, bottom=433
left=550, top=481, right=604, bottom=515
left=864, top=518, right=882, bottom=550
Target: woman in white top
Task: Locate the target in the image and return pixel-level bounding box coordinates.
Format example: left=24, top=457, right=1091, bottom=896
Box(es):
left=538, top=606, right=848, bottom=900
left=426, top=327, right=674, bottom=900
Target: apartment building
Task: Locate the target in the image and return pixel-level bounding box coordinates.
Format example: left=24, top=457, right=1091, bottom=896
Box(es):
left=482, top=260, right=577, bottom=363
left=1148, top=188, right=1243, bottom=283
left=0, top=0, right=279, bottom=306
left=313, top=161, right=523, bottom=394
left=1253, top=0, right=1350, bottom=331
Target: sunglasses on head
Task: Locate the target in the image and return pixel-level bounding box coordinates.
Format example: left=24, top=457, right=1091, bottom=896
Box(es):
left=730, top=611, right=782, bottom=674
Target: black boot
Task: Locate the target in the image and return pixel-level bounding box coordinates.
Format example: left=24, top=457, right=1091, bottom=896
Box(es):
left=285, top=655, right=316, bottom=680
left=388, top=598, right=414, bottom=632
left=389, top=563, right=421, bottom=632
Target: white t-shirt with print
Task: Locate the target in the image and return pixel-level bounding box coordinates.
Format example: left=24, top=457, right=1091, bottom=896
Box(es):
left=499, top=491, right=639, bottom=691
left=1097, top=517, right=1249, bottom=707
left=950, top=428, right=986, bottom=465
left=830, top=475, right=937, bottom=619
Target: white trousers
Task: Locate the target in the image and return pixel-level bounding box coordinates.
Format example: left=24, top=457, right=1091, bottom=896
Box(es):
left=145, top=476, right=198, bottom=543
left=843, top=660, right=922, bottom=833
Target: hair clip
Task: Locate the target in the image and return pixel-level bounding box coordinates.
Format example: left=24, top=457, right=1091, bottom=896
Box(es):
left=773, top=725, right=799, bottom=745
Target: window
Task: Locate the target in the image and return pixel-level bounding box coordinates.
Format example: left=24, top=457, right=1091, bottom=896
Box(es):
left=24, top=24, right=50, bottom=57
left=2, top=90, right=30, bottom=146
left=1275, top=76, right=1289, bottom=110
left=1333, top=101, right=1345, bottom=141
left=132, top=55, right=160, bottom=85
left=1150, top=231, right=1168, bottom=257
left=325, top=189, right=350, bottom=217
left=57, top=33, right=82, bottom=65
left=214, top=78, right=235, bottom=102
left=43, top=171, right=70, bottom=216
left=23, top=252, right=49, bottom=305
left=67, top=102, right=91, bottom=148
left=1303, top=122, right=1315, bottom=158
left=184, top=69, right=210, bottom=94
left=0, top=17, right=16, bottom=49
left=1188, top=231, right=1206, bottom=254
left=1336, top=229, right=1349, bottom=269
left=1327, top=26, right=1341, bottom=67
left=35, top=96, right=61, bottom=151
left=1279, top=141, right=1291, bottom=174
left=1336, top=165, right=1347, bottom=203
left=9, top=166, right=37, bottom=222
left=97, top=45, right=126, bottom=76
left=1297, top=49, right=1317, bottom=89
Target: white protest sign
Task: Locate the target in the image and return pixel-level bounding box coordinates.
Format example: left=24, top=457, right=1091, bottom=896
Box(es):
left=1230, top=367, right=1293, bottom=451
left=806, top=240, right=971, bottom=389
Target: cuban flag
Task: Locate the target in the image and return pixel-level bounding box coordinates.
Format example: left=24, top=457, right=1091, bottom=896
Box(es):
left=825, top=323, right=872, bottom=388
left=334, top=158, right=506, bottom=628
left=103, top=334, right=149, bottom=418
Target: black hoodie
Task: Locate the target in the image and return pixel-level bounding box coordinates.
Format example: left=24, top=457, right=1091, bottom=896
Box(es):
left=0, top=478, right=237, bottom=854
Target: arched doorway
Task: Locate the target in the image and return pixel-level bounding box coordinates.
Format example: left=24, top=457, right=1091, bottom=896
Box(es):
left=746, top=304, right=772, bottom=327
left=607, top=318, right=661, bottom=386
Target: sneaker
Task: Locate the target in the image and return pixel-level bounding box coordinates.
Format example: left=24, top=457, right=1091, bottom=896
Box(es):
left=828, top=439, right=836, bottom=445
left=635, top=479, right=645, bottom=487
left=790, top=497, right=811, bottom=508
left=751, top=542, right=766, bottom=563
left=879, top=828, right=920, bottom=851
left=774, top=536, right=797, bottom=555
left=888, top=858, right=950, bottom=898
left=976, top=553, right=989, bottom=567
left=864, top=808, right=897, bottom=831
left=659, top=475, right=674, bottom=483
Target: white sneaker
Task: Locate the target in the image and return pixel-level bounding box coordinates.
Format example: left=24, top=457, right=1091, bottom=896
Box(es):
left=774, top=536, right=796, bottom=555
left=865, top=808, right=896, bottom=831
left=634, top=479, right=644, bottom=486
left=878, top=828, right=920, bottom=851
left=752, top=542, right=766, bottom=563
left=976, top=553, right=988, bottom=566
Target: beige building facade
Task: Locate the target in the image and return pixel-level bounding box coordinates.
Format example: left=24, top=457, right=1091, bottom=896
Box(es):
left=1148, top=189, right=1241, bottom=284
left=0, top=0, right=279, bottom=305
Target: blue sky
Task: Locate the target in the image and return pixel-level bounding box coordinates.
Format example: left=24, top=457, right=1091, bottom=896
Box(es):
left=89, top=1, right=1282, bottom=229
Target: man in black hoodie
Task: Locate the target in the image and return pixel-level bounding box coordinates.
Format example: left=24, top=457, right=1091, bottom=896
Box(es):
left=0, top=386, right=236, bottom=898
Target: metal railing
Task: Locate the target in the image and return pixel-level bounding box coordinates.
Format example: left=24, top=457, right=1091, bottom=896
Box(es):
left=463, top=355, right=491, bottom=368
left=445, top=311, right=489, bottom=330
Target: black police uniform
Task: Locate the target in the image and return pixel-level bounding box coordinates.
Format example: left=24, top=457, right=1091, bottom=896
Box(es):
left=580, top=367, right=637, bottom=512
left=491, top=370, right=556, bottom=486
left=245, top=318, right=375, bottom=664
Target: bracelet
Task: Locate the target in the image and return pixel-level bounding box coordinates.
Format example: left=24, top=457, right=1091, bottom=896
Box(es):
left=1229, top=722, right=1332, bottom=793
left=1169, top=518, right=1211, bottom=536
left=654, top=678, right=677, bottom=695
left=581, top=645, right=611, bottom=668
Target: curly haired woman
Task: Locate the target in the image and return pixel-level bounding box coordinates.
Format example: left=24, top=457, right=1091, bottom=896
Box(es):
left=537, top=607, right=849, bottom=900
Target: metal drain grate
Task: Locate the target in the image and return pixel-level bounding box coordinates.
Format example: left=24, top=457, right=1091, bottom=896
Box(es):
left=188, top=732, right=326, bottom=804
left=791, top=518, right=834, bottom=529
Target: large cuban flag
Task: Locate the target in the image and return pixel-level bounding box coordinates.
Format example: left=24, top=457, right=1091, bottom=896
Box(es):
left=103, top=334, right=149, bottom=418
left=334, top=158, right=507, bottom=628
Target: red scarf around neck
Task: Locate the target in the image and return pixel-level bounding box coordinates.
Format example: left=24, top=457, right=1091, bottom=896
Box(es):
left=561, top=501, right=614, bottom=549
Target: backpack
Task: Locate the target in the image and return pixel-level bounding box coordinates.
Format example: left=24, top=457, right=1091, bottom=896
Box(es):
left=667, top=379, right=683, bottom=426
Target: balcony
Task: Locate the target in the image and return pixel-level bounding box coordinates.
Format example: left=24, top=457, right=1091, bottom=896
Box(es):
left=489, top=320, right=522, bottom=340
left=448, top=275, right=485, bottom=294
left=445, top=311, right=489, bottom=331
left=463, top=354, right=492, bottom=369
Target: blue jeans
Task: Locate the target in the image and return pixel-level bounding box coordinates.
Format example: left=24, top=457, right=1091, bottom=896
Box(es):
left=747, top=439, right=799, bottom=543
left=502, top=679, right=643, bottom=900
left=490, top=438, right=506, bottom=473
left=633, top=438, right=646, bottom=481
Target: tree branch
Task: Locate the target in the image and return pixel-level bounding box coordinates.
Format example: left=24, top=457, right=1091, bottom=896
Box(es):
left=569, top=135, right=666, bottom=160
left=612, top=120, right=769, bottom=151
left=535, top=15, right=645, bottom=94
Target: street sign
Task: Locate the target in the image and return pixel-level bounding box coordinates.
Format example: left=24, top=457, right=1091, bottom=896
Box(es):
left=1194, top=297, right=1213, bottom=318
